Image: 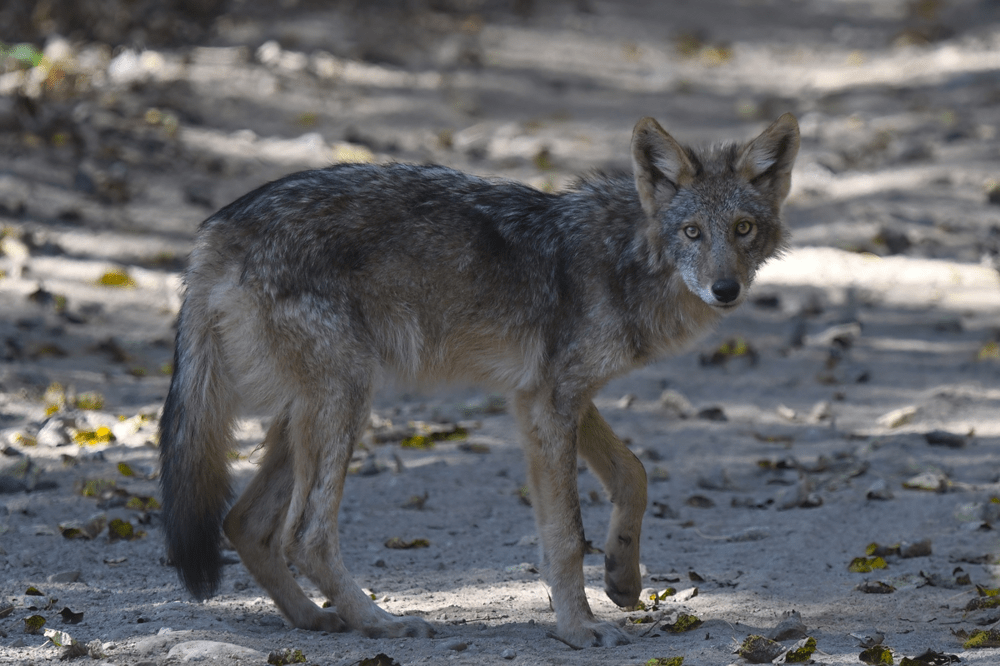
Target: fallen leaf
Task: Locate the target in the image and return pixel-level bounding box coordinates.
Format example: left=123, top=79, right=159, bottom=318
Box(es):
left=859, top=645, right=894, bottom=665
left=73, top=427, right=115, bottom=446
left=924, top=430, right=966, bottom=448
left=401, top=492, right=428, bottom=510
left=700, top=337, right=758, bottom=367
left=267, top=648, right=307, bottom=665
left=59, top=607, right=84, bottom=624
left=43, top=627, right=75, bottom=647
left=359, top=654, right=402, bottom=666
left=857, top=581, right=896, bottom=594
left=384, top=537, right=430, bottom=549
left=108, top=518, right=144, bottom=541
left=124, top=495, right=160, bottom=511
left=961, top=628, right=1000, bottom=648
left=97, top=268, right=135, bottom=288
left=849, top=556, right=888, bottom=573
left=59, top=514, right=107, bottom=540
left=457, top=442, right=490, bottom=454
left=736, top=634, right=785, bottom=663
left=898, top=648, right=960, bottom=665
left=75, top=392, right=104, bottom=410
left=780, top=636, right=817, bottom=663
left=664, top=612, right=701, bottom=633
left=24, top=614, right=46, bottom=634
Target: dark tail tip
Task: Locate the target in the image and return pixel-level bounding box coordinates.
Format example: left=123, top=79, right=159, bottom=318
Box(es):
left=168, top=512, right=224, bottom=600
left=159, top=369, right=229, bottom=601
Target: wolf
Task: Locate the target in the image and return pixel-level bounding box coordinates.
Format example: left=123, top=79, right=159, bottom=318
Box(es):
left=158, top=113, right=799, bottom=647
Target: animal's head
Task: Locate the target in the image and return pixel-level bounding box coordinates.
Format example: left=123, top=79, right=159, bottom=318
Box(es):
left=631, top=114, right=799, bottom=310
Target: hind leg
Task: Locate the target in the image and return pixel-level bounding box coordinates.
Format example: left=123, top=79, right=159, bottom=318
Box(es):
left=282, top=378, right=434, bottom=638
left=224, top=413, right=346, bottom=632
left=577, top=402, right=646, bottom=609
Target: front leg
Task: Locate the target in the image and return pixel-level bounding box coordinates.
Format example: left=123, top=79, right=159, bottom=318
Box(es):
left=578, top=402, right=646, bottom=609
left=511, top=392, right=631, bottom=648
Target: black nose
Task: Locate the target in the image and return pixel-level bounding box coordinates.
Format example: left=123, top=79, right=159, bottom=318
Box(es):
left=711, top=279, right=741, bottom=304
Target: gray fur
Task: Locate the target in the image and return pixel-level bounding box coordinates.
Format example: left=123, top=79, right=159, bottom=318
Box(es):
left=159, top=114, right=799, bottom=647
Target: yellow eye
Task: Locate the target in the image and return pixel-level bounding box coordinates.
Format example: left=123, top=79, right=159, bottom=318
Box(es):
left=735, top=219, right=754, bottom=236
left=683, top=225, right=701, bottom=239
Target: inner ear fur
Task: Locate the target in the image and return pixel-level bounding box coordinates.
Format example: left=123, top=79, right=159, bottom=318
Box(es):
left=631, top=117, right=696, bottom=219
left=736, top=112, right=800, bottom=201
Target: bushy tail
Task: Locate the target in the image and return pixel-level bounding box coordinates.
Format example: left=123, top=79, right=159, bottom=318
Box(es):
left=159, top=301, right=236, bottom=599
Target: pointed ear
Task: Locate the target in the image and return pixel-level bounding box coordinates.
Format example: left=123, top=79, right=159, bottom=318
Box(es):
left=736, top=113, right=800, bottom=201
left=631, top=117, right=696, bottom=218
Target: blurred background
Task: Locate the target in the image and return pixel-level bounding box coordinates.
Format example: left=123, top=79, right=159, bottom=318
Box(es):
left=1, top=0, right=998, bottom=246
left=2, top=7, right=1000, bottom=662
left=0, top=0, right=999, bottom=404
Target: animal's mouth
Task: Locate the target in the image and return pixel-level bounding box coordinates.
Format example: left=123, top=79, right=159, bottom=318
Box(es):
left=711, top=301, right=741, bottom=311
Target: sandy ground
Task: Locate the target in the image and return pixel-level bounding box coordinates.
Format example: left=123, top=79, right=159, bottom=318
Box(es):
left=2, top=1, right=1000, bottom=664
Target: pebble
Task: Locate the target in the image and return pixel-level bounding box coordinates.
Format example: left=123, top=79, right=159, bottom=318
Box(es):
left=443, top=639, right=468, bottom=652
left=768, top=609, right=807, bottom=641
left=47, top=570, right=81, bottom=583
left=659, top=389, right=694, bottom=418
left=501, top=648, right=516, bottom=659
left=877, top=405, right=918, bottom=429
left=167, top=640, right=265, bottom=663
left=37, top=416, right=75, bottom=447
left=866, top=478, right=893, bottom=501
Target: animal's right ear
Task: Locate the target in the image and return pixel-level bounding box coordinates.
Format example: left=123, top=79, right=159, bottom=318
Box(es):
left=631, top=117, right=696, bottom=219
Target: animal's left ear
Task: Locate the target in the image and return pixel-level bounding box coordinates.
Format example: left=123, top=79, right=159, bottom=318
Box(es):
left=736, top=113, right=800, bottom=201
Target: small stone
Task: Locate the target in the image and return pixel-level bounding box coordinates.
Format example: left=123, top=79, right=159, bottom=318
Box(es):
left=167, top=640, right=265, bottom=663
left=877, top=405, right=918, bottom=429
left=807, top=400, right=832, bottom=423
left=903, top=471, right=949, bottom=492
left=900, top=539, right=932, bottom=558
left=444, top=640, right=468, bottom=652
left=776, top=404, right=797, bottom=421
left=768, top=609, right=807, bottom=641
left=806, top=322, right=861, bottom=349
left=37, top=416, right=75, bottom=447
left=988, top=185, right=1000, bottom=205
left=501, top=648, right=516, bottom=659
left=696, top=406, right=727, bottom=422
left=47, top=570, right=81, bottom=583
left=616, top=393, right=636, bottom=409
left=659, top=389, right=694, bottom=418
left=866, top=478, right=893, bottom=501
left=357, top=453, right=381, bottom=476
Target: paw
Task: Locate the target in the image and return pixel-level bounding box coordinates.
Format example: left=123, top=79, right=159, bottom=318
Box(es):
left=287, top=607, right=347, bottom=633
left=361, top=614, right=435, bottom=639
left=604, top=553, right=642, bottom=608
left=300, top=609, right=347, bottom=633
left=558, top=619, right=631, bottom=648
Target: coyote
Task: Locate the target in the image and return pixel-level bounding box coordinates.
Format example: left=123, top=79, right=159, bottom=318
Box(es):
left=159, top=114, right=799, bottom=647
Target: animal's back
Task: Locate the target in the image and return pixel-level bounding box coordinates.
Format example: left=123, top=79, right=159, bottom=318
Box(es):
left=186, top=163, right=640, bottom=387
